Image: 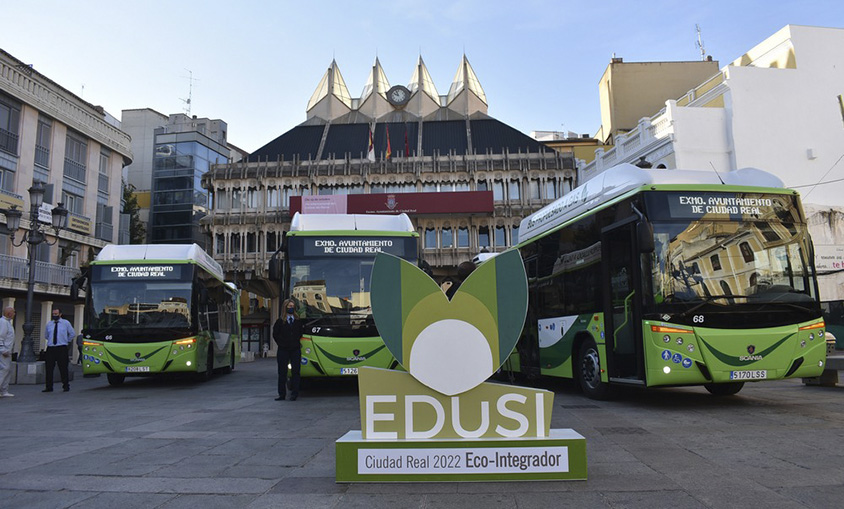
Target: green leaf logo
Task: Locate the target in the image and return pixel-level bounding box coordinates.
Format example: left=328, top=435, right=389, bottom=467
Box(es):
left=371, top=250, right=528, bottom=395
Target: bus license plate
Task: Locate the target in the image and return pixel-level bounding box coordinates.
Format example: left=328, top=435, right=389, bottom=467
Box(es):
left=730, top=370, right=766, bottom=380
left=340, top=368, right=358, bottom=375
left=125, top=366, right=150, bottom=373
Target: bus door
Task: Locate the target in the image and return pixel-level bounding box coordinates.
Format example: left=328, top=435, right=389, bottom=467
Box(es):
left=601, top=218, right=645, bottom=383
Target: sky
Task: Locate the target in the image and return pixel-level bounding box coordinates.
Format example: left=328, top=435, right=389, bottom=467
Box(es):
left=3, top=1, right=844, bottom=153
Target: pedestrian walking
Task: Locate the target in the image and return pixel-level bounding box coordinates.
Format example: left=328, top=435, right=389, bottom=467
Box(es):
left=0, top=306, right=16, bottom=398
left=272, top=299, right=303, bottom=401
left=43, top=309, right=75, bottom=393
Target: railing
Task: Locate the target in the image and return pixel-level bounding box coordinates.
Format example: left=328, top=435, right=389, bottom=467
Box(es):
left=98, top=173, right=109, bottom=194
left=34, top=144, right=50, bottom=168
left=0, top=254, right=79, bottom=286
left=0, top=127, right=18, bottom=155
left=63, top=157, right=87, bottom=183
left=95, top=222, right=113, bottom=242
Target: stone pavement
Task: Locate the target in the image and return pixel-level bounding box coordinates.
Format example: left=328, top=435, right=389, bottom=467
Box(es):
left=1, top=359, right=843, bottom=508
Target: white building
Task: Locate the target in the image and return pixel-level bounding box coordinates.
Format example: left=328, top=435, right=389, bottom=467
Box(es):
left=578, top=25, right=844, bottom=300
left=0, top=47, right=132, bottom=357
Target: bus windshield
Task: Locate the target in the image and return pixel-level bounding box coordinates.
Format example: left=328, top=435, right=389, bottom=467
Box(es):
left=86, top=264, right=194, bottom=342
left=645, top=191, right=819, bottom=327
left=289, top=257, right=377, bottom=333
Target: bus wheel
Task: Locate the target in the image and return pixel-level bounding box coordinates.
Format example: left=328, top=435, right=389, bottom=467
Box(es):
left=107, top=374, right=125, bottom=386
left=577, top=339, right=612, bottom=400
left=704, top=382, right=744, bottom=396
left=203, top=347, right=214, bottom=381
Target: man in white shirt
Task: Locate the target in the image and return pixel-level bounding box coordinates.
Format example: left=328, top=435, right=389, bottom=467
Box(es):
left=0, top=306, right=16, bottom=398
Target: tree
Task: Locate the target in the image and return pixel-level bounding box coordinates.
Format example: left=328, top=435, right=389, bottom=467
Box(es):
left=122, top=180, right=146, bottom=244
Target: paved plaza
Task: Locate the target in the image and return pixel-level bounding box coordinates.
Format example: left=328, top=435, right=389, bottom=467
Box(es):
left=1, top=359, right=843, bottom=508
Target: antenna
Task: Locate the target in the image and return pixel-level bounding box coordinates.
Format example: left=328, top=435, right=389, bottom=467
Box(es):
left=696, top=24, right=706, bottom=61
left=709, top=161, right=725, bottom=185
left=181, top=69, right=199, bottom=116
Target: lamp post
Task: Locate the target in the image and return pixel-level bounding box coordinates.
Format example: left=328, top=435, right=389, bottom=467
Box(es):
left=0, top=181, right=68, bottom=363
left=231, top=253, right=240, bottom=289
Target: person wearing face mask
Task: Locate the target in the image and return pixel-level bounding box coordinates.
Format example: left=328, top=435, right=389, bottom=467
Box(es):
left=43, top=308, right=75, bottom=393
left=272, top=299, right=303, bottom=401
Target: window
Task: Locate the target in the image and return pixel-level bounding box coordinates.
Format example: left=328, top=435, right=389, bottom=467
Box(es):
left=476, top=180, right=488, bottom=192
left=492, top=181, right=504, bottom=201
left=495, top=226, right=506, bottom=246
left=441, top=227, right=454, bottom=248
left=454, top=181, right=469, bottom=192
left=508, top=180, right=520, bottom=201
left=267, top=187, right=280, bottom=208
left=511, top=225, right=520, bottom=244
left=0, top=168, right=13, bottom=193
left=370, top=184, right=385, bottom=194
left=64, top=133, right=87, bottom=183
left=544, top=179, right=557, bottom=200
left=246, top=188, right=258, bottom=208
left=710, top=254, right=722, bottom=271
left=719, top=280, right=734, bottom=303
left=739, top=242, right=755, bottom=263
left=230, top=233, right=241, bottom=254
left=422, top=183, right=437, bottom=193
left=0, top=96, right=21, bottom=155
left=755, top=222, right=780, bottom=242
left=35, top=116, right=51, bottom=168
left=231, top=188, right=243, bottom=209
left=62, top=190, right=84, bottom=215
left=246, top=232, right=257, bottom=252
left=425, top=228, right=436, bottom=249
left=529, top=180, right=540, bottom=200
left=458, top=227, right=469, bottom=248
left=98, top=151, right=110, bottom=195
left=318, top=185, right=333, bottom=195
left=266, top=231, right=277, bottom=253
left=216, top=234, right=225, bottom=255
left=478, top=226, right=490, bottom=248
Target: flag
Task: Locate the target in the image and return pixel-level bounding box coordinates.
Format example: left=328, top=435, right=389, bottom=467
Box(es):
left=385, top=125, right=392, bottom=161
left=367, top=126, right=375, bottom=162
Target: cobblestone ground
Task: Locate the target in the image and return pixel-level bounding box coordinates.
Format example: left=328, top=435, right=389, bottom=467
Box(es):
left=0, top=360, right=842, bottom=508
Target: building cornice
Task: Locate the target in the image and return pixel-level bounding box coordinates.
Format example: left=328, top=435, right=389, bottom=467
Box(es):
left=0, top=49, right=133, bottom=165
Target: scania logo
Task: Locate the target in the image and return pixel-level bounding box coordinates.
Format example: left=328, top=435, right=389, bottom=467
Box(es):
left=740, top=345, right=762, bottom=361
left=353, top=349, right=360, bottom=356
left=346, top=356, right=367, bottom=362
left=747, top=345, right=756, bottom=355
left=131, top=352, right=146, bottom=362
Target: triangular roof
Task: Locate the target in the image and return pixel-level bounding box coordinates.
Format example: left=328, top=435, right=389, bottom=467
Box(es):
left=447, top=54, right=487, bottom=105
left=307, top=59, right=352, bottom=111
left=360, top=57, right=391, bottom=102
left=409, top=55, right=440, bottom=103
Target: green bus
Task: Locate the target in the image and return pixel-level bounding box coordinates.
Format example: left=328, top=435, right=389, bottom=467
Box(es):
left=508, top=163, right=828, bottom=398
left=281, top=213, right=418, bottom=377
left=78, top=244, right=241, bottom=386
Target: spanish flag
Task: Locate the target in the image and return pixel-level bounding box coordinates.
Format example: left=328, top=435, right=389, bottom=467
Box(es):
left=367, top=126, right=375, bottom=162
left=385, top=125, right=392, bottom=161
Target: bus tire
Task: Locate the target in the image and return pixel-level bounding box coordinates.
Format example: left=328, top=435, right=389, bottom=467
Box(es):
left=704, top=382, right=744, bottom=396
left=203, top=347, right=214, bottom=381
left=576, top=338, right=613, bottom=400
left=107, top=374, right=125, bottom=386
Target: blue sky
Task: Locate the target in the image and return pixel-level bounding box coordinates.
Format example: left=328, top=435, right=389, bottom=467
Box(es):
left=3, top=1, right=843, bottom=152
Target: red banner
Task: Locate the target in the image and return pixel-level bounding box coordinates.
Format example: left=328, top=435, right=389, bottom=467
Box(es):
left=290, top=191, right=493, bottom=216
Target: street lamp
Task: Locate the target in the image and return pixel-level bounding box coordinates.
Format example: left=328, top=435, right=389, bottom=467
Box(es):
left=0, top=181, right=68, bottom=363
left=231, top=253, right=240, bottom=289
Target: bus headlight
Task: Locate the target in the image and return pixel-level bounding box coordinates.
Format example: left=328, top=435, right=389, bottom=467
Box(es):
left=676, top=337, right=683, bottom=345
left=663, top=366, right=671, bottom=374
left=687, top=344, right=695, bottom=352
left=186, top=361, right=192, bottom=366
left=801, top=340, right=806, bottom=348
left=663, top=335, right=670, bottom=343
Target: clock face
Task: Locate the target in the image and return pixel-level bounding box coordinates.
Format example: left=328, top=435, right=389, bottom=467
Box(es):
left=387, top=86, right=410, bottom=106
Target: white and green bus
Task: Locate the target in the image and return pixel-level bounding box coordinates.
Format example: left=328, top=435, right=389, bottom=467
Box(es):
left=280, top=213, right=418, bottom=377
left=78, top=244, right=241, bottom=386
left=507, top=163, right=827, bottom=398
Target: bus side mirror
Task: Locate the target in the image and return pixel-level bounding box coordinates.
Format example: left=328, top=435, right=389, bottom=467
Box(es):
left=638, top=221, right=654, bottom=253
left=70, top=282, right=79, bottom=300
left=70, top=268, right=88, bottom=301
left=198, top=287, right=209, bottom=305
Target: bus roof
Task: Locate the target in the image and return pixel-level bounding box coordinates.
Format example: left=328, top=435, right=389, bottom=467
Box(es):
left=289, top=213, right=415, bottom=233
left=519, top=163, right=786, bottom=244
left=94, top=244, right=225, bottom=281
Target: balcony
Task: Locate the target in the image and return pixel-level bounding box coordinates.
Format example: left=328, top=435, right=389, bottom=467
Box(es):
left=0, top=127, right=18, bottom=155
left=63, top=158, right=87, bottom=183
left=34, top=144, right=50, bottom=168
left=0, top=254, right=80, bottom=288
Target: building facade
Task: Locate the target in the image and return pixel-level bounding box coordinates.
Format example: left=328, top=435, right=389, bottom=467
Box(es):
left=121, top=110, right=241, bottom=251
left=0, top=48, right=132, bottom=357
left=578, top=25, right=844, bottom=300
left=201, top=56, right=575, bottom=353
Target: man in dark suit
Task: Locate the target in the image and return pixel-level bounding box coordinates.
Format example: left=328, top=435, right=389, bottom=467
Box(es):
left=273, top=299, right=303, bottom=401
